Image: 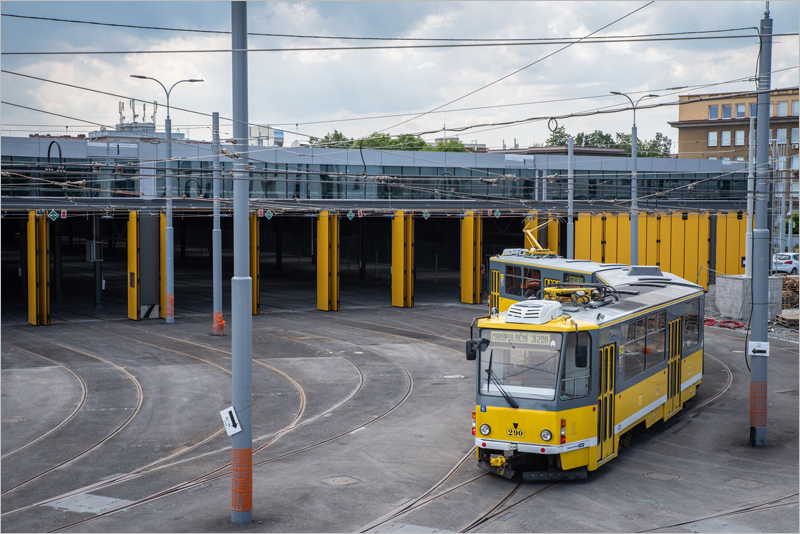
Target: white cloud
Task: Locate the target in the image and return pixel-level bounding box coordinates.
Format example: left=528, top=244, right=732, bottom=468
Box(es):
left=1, top=1, right=797, bottom=150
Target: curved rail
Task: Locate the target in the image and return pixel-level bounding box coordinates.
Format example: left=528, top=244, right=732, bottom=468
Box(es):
left=0, top=343, right=88, bottom=459
left=1, top=330, right=144, bottom=496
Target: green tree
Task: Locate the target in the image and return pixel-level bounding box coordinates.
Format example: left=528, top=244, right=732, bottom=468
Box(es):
left=574, top=130, right=616, bottom=148
left=615, top=131, right=673, bottom=157
left=545, top=125, right=569, bottom=146
left=350, top=132, right=430, bottom=151
left=639, top=132, right=673, bottom=157
left=309, top=129, right=352, bottom=149
left=425, top=139, right=468, bottom=152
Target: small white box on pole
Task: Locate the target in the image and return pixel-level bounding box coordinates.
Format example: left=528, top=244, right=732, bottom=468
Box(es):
left=220, top=406, right=243, bottom=436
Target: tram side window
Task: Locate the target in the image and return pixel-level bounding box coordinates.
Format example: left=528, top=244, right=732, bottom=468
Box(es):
left=624, top=312, right=667, bottom=379
left=624, top=318, right=646, bottom=380
left=561, top=331, right=591, bottom=399
left=505, top=265, right=522, bottom=296
left=523, top=268, right=541, bottom=298
left=683, top=300, right=700, bottom=352
left=646, top=312, right=666, bottom=369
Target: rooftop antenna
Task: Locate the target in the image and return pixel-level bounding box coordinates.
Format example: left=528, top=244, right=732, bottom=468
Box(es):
left=119, top=101, right=125, bottom=123
left=142, top=103, right=147, bottom=125
left=152, top=101, right=158, bottom=126
left=129, top=99, right=138, bottom=123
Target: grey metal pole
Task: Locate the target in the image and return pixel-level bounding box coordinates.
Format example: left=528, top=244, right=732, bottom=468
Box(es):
left=130, top=75, right=203, bottom=322
left=611, top=92, right=658, bottom=265
left=230, top=1, right=252, bottom=523
left=94, top=215, right=102, bottom=308
left=567, top=137, right=574, bottom=259
left=750, top=2, right=771, bottom=447
left=213, top=112, right=224, bottom=335
left=746, top=118, right=755, bottom=277
left=165, top=111, right=175, bottom=323
left=631, top=122, right=638, bottom=266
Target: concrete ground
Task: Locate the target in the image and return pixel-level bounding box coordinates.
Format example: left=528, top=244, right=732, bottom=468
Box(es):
left=1, top=246, right=798, bottom=533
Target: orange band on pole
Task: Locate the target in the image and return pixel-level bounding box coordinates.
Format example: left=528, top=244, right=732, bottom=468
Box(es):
left=231, top=447, right=252, bottom=512
left=166, top=293, right=175, bottom=319
left=213, top=311, right=226, bottom=335
left=749, top=380, right=767, bottom=428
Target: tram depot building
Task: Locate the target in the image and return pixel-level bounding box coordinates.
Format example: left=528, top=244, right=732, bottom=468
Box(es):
left=4, top=115, right=779, bottom=325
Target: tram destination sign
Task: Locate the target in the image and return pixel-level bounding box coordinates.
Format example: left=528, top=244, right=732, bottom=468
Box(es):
left=488, top=330, right=554, bottom=346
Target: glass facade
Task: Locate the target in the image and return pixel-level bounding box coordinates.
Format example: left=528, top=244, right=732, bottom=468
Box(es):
left=0, top=154, right=753, bottom=203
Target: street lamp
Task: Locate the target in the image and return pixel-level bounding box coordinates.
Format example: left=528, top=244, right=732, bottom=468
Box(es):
left=131, top=75, right=204, bottom=324
left=610, top=91, right=659, bottom=266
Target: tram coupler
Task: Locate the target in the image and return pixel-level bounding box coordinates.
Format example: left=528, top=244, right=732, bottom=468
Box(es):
left=477, top=457, right=517, bottom=479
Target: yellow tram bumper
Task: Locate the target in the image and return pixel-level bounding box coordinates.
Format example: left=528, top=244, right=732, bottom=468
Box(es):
left=474, top=404, right=597, bottom=478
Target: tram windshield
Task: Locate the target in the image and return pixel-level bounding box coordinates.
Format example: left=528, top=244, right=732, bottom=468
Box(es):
left=479, top=330, right=563, bottom=401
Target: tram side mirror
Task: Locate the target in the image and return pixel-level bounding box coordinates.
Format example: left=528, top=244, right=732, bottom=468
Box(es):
left=576, top=345, right=588, bottom=368
left=466, top=338, right=489, bottom=361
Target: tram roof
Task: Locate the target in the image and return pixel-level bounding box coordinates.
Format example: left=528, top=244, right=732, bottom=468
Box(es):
left=482, top=260, right=703, bottom=330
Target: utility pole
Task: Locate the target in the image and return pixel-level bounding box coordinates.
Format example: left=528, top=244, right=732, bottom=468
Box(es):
left=567, top=137, right=574, bottom=259
left=230, top=0, right=253, bottom=523
left=746, top=118, right=755, bottom=277
left=212, top=112, right=224, bottom=335
left=750, top=1, right=772, bottom=447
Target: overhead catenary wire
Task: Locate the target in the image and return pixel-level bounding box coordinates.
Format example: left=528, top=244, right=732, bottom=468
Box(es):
left=3, top=66, right=797, bottom=148
left=0, top=13, right=775, bottom=43
left=3, top=32, right=798, bottom=56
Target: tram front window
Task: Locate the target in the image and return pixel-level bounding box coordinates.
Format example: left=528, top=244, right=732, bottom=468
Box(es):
left=479, top=330, right=562, bottom=401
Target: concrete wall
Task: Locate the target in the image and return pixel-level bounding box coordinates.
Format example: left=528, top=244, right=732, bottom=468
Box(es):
left=716, top=274, right=783, bottom=321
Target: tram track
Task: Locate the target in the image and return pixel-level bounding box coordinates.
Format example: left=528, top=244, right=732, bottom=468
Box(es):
left=0, top=319, right=311, bottom=519
left=637, top=492, right=799, bottom=532
left=13, top=321, right=413, bottom=533
left=0, top=329, right=144, bottom=497
left=0, top=344, right=88, bottom=460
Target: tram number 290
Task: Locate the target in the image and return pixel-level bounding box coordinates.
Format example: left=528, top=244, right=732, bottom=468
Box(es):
left=506, top=428, right=525, bottom=438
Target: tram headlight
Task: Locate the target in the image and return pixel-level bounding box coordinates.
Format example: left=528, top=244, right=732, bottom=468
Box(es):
left=479, top=424, right=491, bottom=436
left=540, top=429, right=552, bottom=442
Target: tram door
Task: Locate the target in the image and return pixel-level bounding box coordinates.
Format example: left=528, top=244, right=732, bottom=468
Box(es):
left=489, top=270, right=499, bottom=310
left=598, top=343, right=616, bottom=462
left=666, top=318, right=683, bottom=418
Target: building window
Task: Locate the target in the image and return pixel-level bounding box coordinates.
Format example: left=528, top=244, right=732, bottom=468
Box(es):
left=735, top=157, right=745, bottom=161
left=777, top=128, right=787, bottom=142
left=721, top=131, right=731, bottom=146
left=793, top=100, right=799, bottom=116
left=792, top=155, right=799, bottom=170
left=708, top=131, right=718, bottom=146
left=721, top=157, right=731, bottom=162
left=735, top=104, right=746, bottom=118
left=750, top=103, right=758, bottom=117
left=722, top=104, right=732, bottom=119
left=792, top=128, right=799, bottom=144
left=734, top=130, right=745, bottom=146
left=708, top=105, right=718, bottom=120
left=708, top=157, right=718, bottom=160
left=778, top=101, right=788, bottom=116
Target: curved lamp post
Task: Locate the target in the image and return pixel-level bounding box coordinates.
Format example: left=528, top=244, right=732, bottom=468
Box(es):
left=610, top=91, right=659, bottom=266
left=130, top=75, right=203, bottom=323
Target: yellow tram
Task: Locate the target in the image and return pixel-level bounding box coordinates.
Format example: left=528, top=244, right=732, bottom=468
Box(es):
left=466, top=262, right=704, bottom=480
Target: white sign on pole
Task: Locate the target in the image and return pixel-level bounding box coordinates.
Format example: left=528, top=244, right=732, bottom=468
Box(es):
left=220, top=406, right=243, bottom=436
left=748, top=341, right=769, bottom=357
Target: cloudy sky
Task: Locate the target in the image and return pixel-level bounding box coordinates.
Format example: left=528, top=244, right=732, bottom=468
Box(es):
left=1, top=1, right=798, bottom=151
